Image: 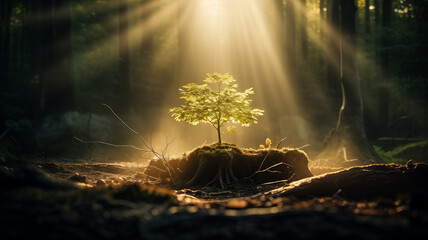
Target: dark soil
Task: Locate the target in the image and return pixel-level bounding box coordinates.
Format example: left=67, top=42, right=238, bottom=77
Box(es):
left=1, top=158, right=428, bottom=239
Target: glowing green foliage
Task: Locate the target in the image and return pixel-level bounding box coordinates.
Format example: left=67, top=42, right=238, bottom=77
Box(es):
left=170, top=73, right=264, bottom=144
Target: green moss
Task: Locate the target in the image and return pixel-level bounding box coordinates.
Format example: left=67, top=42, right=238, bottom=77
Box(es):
left=374, top=140, right=428, bottom=164
left=188, top=143, right=245, bottom=161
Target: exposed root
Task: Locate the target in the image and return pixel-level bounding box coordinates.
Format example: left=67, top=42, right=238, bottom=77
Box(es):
left=145, top=143, right=313, bottom=189
left=186, top=155, right=238, bottom=189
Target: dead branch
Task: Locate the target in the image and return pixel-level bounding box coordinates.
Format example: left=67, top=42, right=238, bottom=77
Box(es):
left=74, top=137, right=150, bottom=152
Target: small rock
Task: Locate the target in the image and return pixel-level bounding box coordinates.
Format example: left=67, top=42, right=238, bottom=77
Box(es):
left=69, top=172, right=86, bottom=183
left=96, top=179, right=107, bottom=187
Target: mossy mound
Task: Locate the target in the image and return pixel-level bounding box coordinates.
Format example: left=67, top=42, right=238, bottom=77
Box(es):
left=145, top=143, right=313, bottom=189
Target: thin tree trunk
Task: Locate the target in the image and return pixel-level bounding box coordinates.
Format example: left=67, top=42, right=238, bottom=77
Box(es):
left=378, top=0, right=392, bottom=134
left=137, top=0, right=153, bottom=107
left=118, top=0, right=132, bottom=112
left=40, top=0, right=55, bottom=112
left=177, top=0, right=188, bottom=82
left=365, top=0, right=371, bottom=34
left=20, top=10, right=25, bottom=72
left=285, top=0, right=296, bottom=82
left=0, top=0, right=12, bottom=83
left=319, top=0, right=325, bottom=65
left=374, top=0, right=380, bottom=27
left=333, top=0, right=378, bottom=163
left=0, top=1, right=3, bottom=52
left=26, top=0, right=42, bottom=115
left=177, top=0, right=197, bottom=83
left=319, top=0, right=380, bottom=164
left=300, top=0, right=308, bottom=59
left=217, top=123, right=222, bottom=145
left=326, top=0, right=340, bottom=94
left=140, top=0, right=153, bottom=71
left=43, top=0, right=74, bottom=114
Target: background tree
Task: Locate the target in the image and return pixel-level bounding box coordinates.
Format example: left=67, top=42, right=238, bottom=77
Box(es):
left=319, top=0, right=325, bottom=65
left=321, top=0, right=380, bottom=164
left=118, top=0, right=132, bottom=113
left=378, top=0, right=392, bottom=134
left=0, top=0, right=12, bottom=89
left=326, top=0, right=340, bottom=94
left=47, top=0, right=74, bottom=114
left=300, top=0, right=308, bottom=59
left=365, top=0, right=371, bottom=34
left=285, top=0, right=296, bottom=82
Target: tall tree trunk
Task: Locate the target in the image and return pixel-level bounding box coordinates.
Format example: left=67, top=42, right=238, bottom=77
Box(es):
left=41, top=0, right=74, bottom=114
left=47, top=0, right=74, bottom=114
left=320, top=0, right=380, bottom=164
left=285, top=0, right=296, bottom=83
left=0, top=0, right=12, bottom=84
left=137, top=0, right=153, bottom=108
left=26, top=0, right=43, bottom=116
left=40, top=0, right=56, bottom=113
left=140, top=0, right=153, bottom=72
left=378, top=0, right=392, bottom=134
left=177, top=0, right=197, bottom=83
left=365, top=0, right=371, bottom=34
left=272, top=0, right=284, bottom=50
left=118, top=0, right=132, bottom=112
left=300, top=0, right=308, bottom=60
left=374, top=0, right=380, bottom=27
left=319, top=0, right=325, bottom=65
left=326, top=0, right=340, bottom=94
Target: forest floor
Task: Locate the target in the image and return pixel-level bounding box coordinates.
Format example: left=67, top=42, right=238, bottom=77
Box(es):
left=1, top=159, right=428, bottom=239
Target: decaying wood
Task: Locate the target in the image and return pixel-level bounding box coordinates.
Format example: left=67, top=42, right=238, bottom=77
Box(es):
left=268, top=161, right=428, bottom=200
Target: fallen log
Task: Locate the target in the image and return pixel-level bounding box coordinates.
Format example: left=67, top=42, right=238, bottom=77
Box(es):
left=268, top=161, right=428, bottom=200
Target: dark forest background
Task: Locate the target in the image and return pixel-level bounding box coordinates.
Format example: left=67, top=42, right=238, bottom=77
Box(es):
left=0, top=0, right=427, bottom=164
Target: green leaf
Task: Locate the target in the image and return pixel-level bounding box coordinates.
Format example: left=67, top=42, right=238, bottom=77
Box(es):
left=169, top=73, right=264, bottom=141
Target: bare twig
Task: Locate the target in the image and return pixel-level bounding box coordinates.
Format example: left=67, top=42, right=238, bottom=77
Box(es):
left=74, top=136, right=150, bottom=152
left=146, top=164, right=167, bottom=173
left=102, top=104, right=160, bottom=158
left=162, top=133, right=176, bottom=157
left=75, top=104, right=178, bottom=184
left=343, top=147, right=358, bottom=162
left=297, top=144, right=310, bottom=150
left=101, top=104, right=177, bottom=179
left=260, top=162, right=293, bottom=173
left=249, top=162, right=294, bottom=178
left=260, top=173, right=295, bottom=186
left=276, top=137, right=287, bottom=149
left=253, top=151, right=270, bottom=175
